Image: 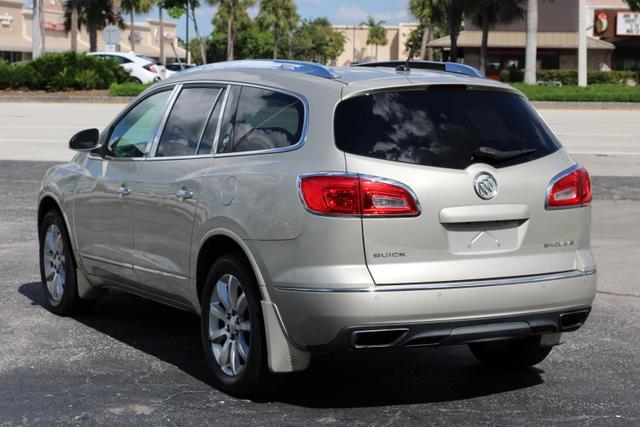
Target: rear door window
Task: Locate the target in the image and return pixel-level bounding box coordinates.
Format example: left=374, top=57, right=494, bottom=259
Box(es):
left=217, top=86, right=304, bottom=154
left=334, top=89, right=561, bottom=169
left=156, top=87, right=222, bottom=157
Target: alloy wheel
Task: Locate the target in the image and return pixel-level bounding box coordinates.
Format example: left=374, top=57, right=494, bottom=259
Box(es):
left=208, top=273, right=251, bottom=377
left=42, top=224, right=66, bottom=304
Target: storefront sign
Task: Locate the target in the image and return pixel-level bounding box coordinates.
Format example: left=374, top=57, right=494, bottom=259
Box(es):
left=617, top=12, right=640, bottom=36
left=44, top=21, right=65, bottom=32
left=0, top=13, right=13, bottom=27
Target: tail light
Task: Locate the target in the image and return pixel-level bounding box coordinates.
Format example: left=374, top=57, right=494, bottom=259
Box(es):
left=298, top=174, right=420, bottom=217
left=546, top=165, right=592, bottom=209
left=143, top=63, right=157, bottom=73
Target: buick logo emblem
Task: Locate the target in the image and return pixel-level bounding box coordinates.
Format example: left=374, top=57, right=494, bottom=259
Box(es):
left=473, top=172, right=498, bottom=200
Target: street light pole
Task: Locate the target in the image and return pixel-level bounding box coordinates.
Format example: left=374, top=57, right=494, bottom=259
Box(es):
left=578, top=0, right=587, bottom=87
left=32, top=0, right=43, bottom=58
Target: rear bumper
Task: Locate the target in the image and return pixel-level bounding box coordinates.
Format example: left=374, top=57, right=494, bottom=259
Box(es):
left=269, top=270, right=597, bottom=349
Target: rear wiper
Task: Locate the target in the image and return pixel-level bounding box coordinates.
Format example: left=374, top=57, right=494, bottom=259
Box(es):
left=472, top=146, right=536, bottom=163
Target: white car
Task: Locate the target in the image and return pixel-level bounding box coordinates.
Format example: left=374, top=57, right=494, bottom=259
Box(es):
left=87, top=52, right=163, bottom=84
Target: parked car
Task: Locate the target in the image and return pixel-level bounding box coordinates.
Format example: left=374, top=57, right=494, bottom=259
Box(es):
left=38, top=60, right=596, bottom=396
left=164, top=62, right=195, bottom=78
left=87, top=51, right=163, bottom=84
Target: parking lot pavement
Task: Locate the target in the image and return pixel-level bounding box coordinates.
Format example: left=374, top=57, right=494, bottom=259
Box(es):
left=0, top=160, right=639, bottom=425
left=1, top=103, right=640, bottom=177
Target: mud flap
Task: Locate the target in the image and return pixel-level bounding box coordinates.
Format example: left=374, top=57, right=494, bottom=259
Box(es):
left=261, top=301, right=310, bottom=373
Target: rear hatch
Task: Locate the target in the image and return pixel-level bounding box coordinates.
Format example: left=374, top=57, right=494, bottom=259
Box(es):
left=335, top=86, right=584, bottom=285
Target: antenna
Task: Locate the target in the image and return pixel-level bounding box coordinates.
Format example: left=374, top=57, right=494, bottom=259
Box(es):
left=396, top=44, right=416, bottom=74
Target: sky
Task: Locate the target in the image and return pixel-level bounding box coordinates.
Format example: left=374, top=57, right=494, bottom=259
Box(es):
left=138, top=0, right=414, bottom=41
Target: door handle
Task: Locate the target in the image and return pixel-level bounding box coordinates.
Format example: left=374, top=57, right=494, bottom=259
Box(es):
left=175, top=188, right=193, bottom=201
left=117, top=185, right=132, bottom=198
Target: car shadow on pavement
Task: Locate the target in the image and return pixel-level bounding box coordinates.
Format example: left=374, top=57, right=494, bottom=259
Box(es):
left=19, top=281, right=544, bottom=408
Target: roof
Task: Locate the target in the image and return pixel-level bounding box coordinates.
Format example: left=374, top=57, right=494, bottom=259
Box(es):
left=428, top=31, right=616, bottom=50
left=167, top=60, right=519, bottom=100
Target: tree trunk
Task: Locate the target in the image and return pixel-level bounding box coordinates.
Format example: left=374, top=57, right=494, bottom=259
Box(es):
left=70, top=0, right=78, bottom=52
left=426, top=24, right=433, bottom=61
left=480, top=18, right=489, bottom=75
left=524, top=0, right=538, bottom=84
left=273, top=23, right=279, bottom=59
left=159, top=6, right=165, bottom=65
left=189, top=2, right=207, bottom=64
left=419, top=25, right=428, bottom=60
left=130, top=9, right=135, bottom=52
left=449, top=20, right=459, bottom=62
left=89, top=23, right=98, bottom=52
left=227, top=10, right=234, bottom=61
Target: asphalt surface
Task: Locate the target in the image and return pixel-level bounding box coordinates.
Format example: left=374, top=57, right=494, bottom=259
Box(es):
left=0, top=159, right=639, bottom=426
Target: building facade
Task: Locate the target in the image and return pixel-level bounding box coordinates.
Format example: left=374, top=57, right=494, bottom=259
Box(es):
left=428, top=0, right=640, bottom=76
left=333, top=23, right=418, bottom=66
left=0, top=0, right=185, bottom=62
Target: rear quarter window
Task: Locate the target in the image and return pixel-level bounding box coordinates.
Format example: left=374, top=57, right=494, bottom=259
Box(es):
left=334, top=89, right=561, bottom=169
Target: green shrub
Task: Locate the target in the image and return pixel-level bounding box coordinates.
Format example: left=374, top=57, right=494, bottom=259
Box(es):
left=0, top=52, right=131, bottom=91
left=511, top=83, right=640, bottom=102
left=108, top=82, right=153, bottom=97
left=500, top=69, right=637, bottom=85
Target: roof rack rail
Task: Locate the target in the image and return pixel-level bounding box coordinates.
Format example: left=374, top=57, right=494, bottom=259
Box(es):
left=189, top=59, right=339, bottom=79
left=351, top=60, right=484, bottom=79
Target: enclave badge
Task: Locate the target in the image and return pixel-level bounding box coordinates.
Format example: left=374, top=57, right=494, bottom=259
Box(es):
left=473, top=172, right=498, bottom=200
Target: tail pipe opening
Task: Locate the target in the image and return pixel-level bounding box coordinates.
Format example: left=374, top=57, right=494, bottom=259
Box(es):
left=560, top=309, right=591, bottom=331
left=350, top=328, right=409, bottom=349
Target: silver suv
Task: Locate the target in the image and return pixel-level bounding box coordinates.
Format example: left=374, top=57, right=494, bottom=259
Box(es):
left=38, top=60, right=596, bottom=396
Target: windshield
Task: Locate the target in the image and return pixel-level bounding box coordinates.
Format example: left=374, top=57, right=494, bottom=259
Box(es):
left=334, top=88, right=561, bottom=169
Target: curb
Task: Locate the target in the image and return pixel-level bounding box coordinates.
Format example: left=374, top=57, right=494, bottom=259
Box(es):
left=0, top=95, right=133, bottom=103
left=532, top=101, right=640, bottom=110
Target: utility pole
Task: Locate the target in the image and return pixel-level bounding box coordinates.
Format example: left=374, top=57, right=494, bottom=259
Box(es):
left=578, top=0, right=587, bottom=87
left=159, top=5, right=165, bottom=65
left=32, top=0, right=43, bottom=58
left=185, top=3, right=190, bottom=64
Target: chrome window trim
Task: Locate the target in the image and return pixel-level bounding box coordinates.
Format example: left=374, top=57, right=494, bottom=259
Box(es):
left=88, top=85, right=179, bottom=162
left=147, top=83, right=228, bottom=160
left=274, top=269, right=596, bottom=293
left=146, top=84, right=183, bottom=157
left=296, top=172, right=422, bottom=218
left=545, top=163, right=590, bottom=210
left=212, top=82, right=310, bottom=158
left=90, top=80, right=309, bottom=161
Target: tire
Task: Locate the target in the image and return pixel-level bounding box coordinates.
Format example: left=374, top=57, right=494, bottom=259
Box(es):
left=200, top=255, right=270, bottom=396
left=39, top=210, right=95, bottom=315
left=132, top=77, right=143, bottom=84
left=469, top=336, right=553, bottom=369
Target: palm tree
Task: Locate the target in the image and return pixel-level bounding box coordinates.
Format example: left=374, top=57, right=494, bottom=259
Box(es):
left=466, top=0, right=524, bottom=75
left=256, top=0, right=299, bottom=59
left=409, top=0, right=442, bottom=60
left=158, top=0, right=165, bottom=64
left=70, top=0, right=78, bottom=51
left=208, top=0, right=256, bottom=61
left=121, top=0, right=153, bottom=52
left=362, top=16, right=387, bottom=61
left=440, top=0, right=465, bottom=62
left=524, top=0, right=537, bottom=84
left=64, top=0, right=115, bottom=52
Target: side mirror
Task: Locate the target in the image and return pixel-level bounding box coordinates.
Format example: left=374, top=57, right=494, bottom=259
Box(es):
left=69, top=128, right=100, bottom=151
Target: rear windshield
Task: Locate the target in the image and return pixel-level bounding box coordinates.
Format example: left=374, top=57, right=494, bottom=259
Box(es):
left=334, top=89, right=561, bottom=169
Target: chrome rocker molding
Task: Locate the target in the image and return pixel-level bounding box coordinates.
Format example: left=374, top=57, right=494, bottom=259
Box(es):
left=275, top=269, right=596, bottom=293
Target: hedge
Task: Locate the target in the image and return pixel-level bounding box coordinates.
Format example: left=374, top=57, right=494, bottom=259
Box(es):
left=0, top=52, right=130, bottom=91
left=512, top=83, right=640, bottom=102
left=500, top=69, right=638, bottom=85
left=108, top=82, right=153, bottom=97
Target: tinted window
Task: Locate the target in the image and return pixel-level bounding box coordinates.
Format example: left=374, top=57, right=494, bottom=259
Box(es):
left=217, top=86, right=304, bottom=154
left=106, top=90, right=171, bottom=158
left=156, top=87, right=222, bottom=157
left=334, top=89, right=561, bottom=169
left=198, top=89, right=226, bottom=154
